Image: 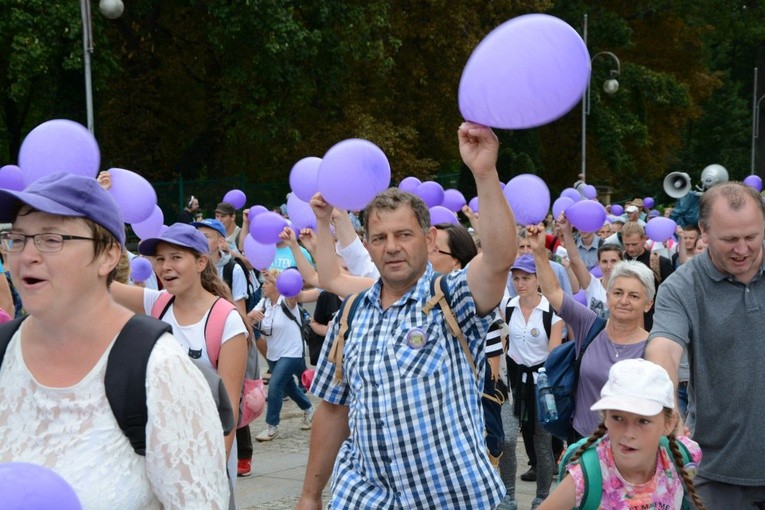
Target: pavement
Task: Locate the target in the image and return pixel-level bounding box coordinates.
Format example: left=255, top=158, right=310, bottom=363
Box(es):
left=234, top=394, right=543, bottom=510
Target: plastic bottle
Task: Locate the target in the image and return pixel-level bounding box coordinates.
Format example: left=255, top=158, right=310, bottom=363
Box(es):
left=537, top=368, right=558, bottom=423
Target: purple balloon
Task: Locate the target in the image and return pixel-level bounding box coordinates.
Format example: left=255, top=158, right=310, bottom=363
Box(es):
left=560, top=187, right=582, bottom=203
left=250, top=211, right=288, bottom=244
left=565, top=200, right=606, bottom=233
left=243, top=234, right=276, bottom=270
left=552, top=196, right=575, bottom=220
left=590, top=265, right=603, bottom=278
left=441, top=189, right=467, bottom=212
left=222, top=189, right=246, bottom=210
left=107, top=168, right=157, bottom=223
left=468, top=196, right=479, bottom=213
left=398, top=176, right=422, bottom=193
left=610, top=204, right=624, bottom=216
left=317, top=138, right=391, bottom=211
left=289, top=156, right=322, bottom=202
left=648, top=209, right=661, bottom=218
left=573, top=289, right=588, bottom=307
left=286, top=193, right=317, bottom=231
left=0, top=165, right=25, bottom=191
left=744, top=175, right=763, bottom=192
left=503, top=174, right=550, bottom=226
left=131, top=205, right=164, bottom=240
left=458, top=14, right=590, bottom=129
left=415, top=181, right=445, bottom=208
left=430, top=205, right=459, bottom=226
left=276, top=268, right=304, bottom=298
left=18, top=119, right=100, bottom=187
left=643, top=197, right=655, bottom=209
left=247, top=205, right=269, bottom=223
left=130, top=256, right=154, bottom=283
left=582, top=184, right=598, bottom=199
left=0, top=462, right=82, bottom=510
left=645, top=217, right=677, bottom=243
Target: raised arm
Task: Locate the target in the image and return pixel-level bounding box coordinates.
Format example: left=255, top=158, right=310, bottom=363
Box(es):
left=460, top=123, right=516, bottom=315
left=559, top=214, right=591, bottom=290
left=111, top=280, right=149, bottom=314
left=331, top=208, right=358, bottom=250
left=527, top=225, right=564, bottom=312
left=280, top=227, right=320, bottom=288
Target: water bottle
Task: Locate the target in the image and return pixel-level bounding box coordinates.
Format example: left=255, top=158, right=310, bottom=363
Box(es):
left=537, top=368, right=558, bottom=423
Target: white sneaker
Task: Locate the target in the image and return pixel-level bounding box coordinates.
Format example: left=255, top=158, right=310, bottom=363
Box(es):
left=255, top=425, right=278, bottom=442
left=301, top=406, right=315, bottom=430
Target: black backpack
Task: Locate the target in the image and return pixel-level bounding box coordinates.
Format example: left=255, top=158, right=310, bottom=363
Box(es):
left=222, top=257, right=258, bottom=312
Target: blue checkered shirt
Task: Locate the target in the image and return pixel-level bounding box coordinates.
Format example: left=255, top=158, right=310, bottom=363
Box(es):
left=311, top=265, right=505, bottom=509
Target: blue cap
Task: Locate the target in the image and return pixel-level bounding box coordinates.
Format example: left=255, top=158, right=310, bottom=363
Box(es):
left=138, top=222, right=209, bottom=256
left=511, top=254, right=536, bottom=274
left=0, top=172, right=125, bottom=246
left=192, top=218, right=226, bottom=238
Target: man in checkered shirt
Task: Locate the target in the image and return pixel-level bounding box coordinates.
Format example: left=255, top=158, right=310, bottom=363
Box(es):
left=297, top=123, right=518, bottom=509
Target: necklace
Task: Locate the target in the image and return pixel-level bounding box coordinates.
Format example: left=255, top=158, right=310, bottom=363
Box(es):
left=609, top=338, right=629, bottom=359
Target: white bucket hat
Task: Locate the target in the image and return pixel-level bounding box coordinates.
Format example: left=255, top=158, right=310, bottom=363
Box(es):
left=590, top=359, right=675, bottom=416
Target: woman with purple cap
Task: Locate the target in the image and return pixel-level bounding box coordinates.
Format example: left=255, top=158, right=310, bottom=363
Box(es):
left=0, top=173, right=229, bottom=508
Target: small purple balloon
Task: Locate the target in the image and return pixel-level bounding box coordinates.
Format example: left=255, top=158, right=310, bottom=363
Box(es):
left=244, top=234, right=276, bottom=270
left=441, top=189, right=467, bottom=212
left=131, top=205, right=164, bottom=240
left=430, top=205, right=459, bottom=226
left=250, top=211, right=288, bottom=244
left=744, top=174, right=763, bottom=192
left=648, top=209, right=661, bottom=218
left=503, top=174, right=550, bottom=226
left=276, top=268, right=304, bottom=298
left=552, top=196, right=575, bottom=220
left=414, top=181, right=445, bottom=208
left=0, top=164, right=25, bottom=191
left=610, top=204, right=624, bottom=216
left=645, top=217, right=677, bottom=243
left=286, top=193, right=317, bottom=231
left=130, top=256, right=154, bottom=283
left=565, top=200, right=606, bottom=233
left=643, top=197, right=655, bottom=209
left=289, top=156, right=322, bottom=202
left=590, top=265, right=603, bottom=278
left=107, top=168, right=157, bottom=223
left=0, top=462, right=82, bottom=510
left=582, top=184, right=598, bottom=199
left=247, top=205, right=269, bottom=223
left=573, top=290, right=588, bottom=307
left=468, top=196, right=479, bottom=213
left=398, top=176, right=422, bottom=193
left=560, top=188, right=582, bottom=203
left=222, top=189, right=246, bottom=210
left=18, top=119, right=100, bottom=187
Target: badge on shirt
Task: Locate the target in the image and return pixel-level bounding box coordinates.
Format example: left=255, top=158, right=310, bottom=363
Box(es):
left=530, top=328, right=540, bottom=337
left=406, top=328, right=428, bottom=349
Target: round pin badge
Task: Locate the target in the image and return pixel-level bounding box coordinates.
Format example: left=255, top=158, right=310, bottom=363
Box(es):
left=530, top=328, right=540, bottom=337
left=406, top=328, right=428, bottom=349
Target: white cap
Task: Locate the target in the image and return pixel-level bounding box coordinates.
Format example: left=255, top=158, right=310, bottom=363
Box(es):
left=590, top=359, right=674, bottom=416
left=625, top=205, right=639, bottom=213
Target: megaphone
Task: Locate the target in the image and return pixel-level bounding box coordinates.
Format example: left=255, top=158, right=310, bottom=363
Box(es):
left=664, top=172, right=692, bottom=198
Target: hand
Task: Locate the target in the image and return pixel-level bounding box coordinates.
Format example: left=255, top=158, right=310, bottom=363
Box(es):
left=557, top=214, right=573, bottom=237
left=279, top=226, right=299, bottom=247
left=295, top=495, right=323, bottom=510
left=330, top=208, right=348, bottom=222
left=97, top=171, right=112, bottom=190
left=242, top=208, right=250, bottom=226
left=310, top=192, right=333, bottom=221
left=458, top=122, right=499, bottom=177
left=248, top=309, right=265, bottom=324
left=461, top=204, right=478, bottom=221
left=525, top=225, right=547, bottom=254
left=299, top=228, right=318, bottom=253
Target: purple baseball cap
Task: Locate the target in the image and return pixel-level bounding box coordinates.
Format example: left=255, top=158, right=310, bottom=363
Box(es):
left=0, top=172, right=125, bottom=246
left=138, top=222, right=209, bottom=256
left=510, top=253, right=536, bottom=274
left=191, top=218, right=226, bottom=238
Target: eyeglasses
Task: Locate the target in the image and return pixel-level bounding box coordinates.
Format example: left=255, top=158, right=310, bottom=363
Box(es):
left=0, top=232, right=95, bottom=253
left=433, top=248, right=454, bottom=257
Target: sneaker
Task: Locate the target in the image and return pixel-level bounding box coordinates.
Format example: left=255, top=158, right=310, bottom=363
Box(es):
left=237, top=458, right=252, bottom=477
left=530, top=497, right=543, bottom=510
left=520, top=466, right=536, bottom=482
left=301, top=406, right=315, bottom=430
left=255, top=425, right=278, bottom=442
left=495, top=495, right=517, bottom=510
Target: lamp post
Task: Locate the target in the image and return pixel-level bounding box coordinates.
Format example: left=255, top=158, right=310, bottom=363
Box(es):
left=751, top=67, right=765, bottom=176
left=79, top=0, right=124, bottom=133
left=581, top=14, right=621, bottom=182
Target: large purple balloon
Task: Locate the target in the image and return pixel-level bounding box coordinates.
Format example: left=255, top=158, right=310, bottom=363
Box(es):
left=458, top=14, right=590, bottom=129
left=244, top=234, right=276, bottom=270
left=744, top=174, right=763, bottom=192
left=276, top=268, right=304, bottom=298
left=468, top=196, right=479, bottom=213
left=317, top=138, right=391, bottom=211
left=552, top=196, right=575, bottom=220
left=610, top=204, right=624, bottom=216
left=247, top=205, right=269, bottom=223
left=107, top=168, right=157, bottom=223
left=398, top=176, right=421, bottom=193
left=131, top=205, right=164, bottom=240
left=645, top=217, right=677, bottom=243
left=415, top=181, right=445, bottom=208
left=286, top=193, right=317, bottom=231
left=0, top=165, right=24, bottom=191
left=503, top=174, right=550, bottom=226
left=289, top=157, right=322, bottom=202
left=560, top=187, right=582, bottom=203
left=430, top=205, right=459, bottom=226
left=130, top=256, right=154, bottom=283
left=222, top=189, right=246, bottom=210
left=643, top=197, right=655, bottom=209
left=18, top=119, right=100, bottom=187
left=0, top=462, right=82, bottom=510
left=441, top=189, right=467, bottom=212
left=565, top=200, right=606, bottom=233
left=250, top=212, right=288, bottom=244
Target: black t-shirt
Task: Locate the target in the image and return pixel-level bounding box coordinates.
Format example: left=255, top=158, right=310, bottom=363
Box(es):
left=307, top=291, right=342, bottom=365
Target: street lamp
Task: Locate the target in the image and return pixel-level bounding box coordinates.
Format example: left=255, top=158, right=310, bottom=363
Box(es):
left=751, top=67, right=765, bottom=176
left=580, top=14, right=621, bottom=182
left=79, top=0, right=124, bottom=133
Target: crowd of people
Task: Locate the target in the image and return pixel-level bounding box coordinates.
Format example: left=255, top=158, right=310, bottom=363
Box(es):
left=0, top=121, right=763, bottom=510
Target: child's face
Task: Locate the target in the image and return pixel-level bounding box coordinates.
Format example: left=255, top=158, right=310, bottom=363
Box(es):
left=605, top=409, right=676, bottom=484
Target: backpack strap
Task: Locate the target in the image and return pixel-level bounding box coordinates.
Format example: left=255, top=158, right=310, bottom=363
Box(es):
left=328, top=291, right=366, bottom=383
left=422, top=274, right=477, bottom=380
left=558, top=437, right=603, bottom=510
left=105, top=315, right=171, bottom=456
left=280, top=300, right=307, bottom=358
left=203, top=298, right=236, bottom=369
left=150, top=292, right=174, bottom=320
left=222, top=258, right=236, bottom=291
left=0, top=317, right=27, bottom=366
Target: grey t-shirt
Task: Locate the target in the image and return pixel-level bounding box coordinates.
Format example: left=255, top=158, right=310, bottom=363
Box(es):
left=649, top=246, right=765, bottom=485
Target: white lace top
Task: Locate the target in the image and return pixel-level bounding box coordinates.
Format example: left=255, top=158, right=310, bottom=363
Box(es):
left=0, top=330, right=229, bottom=509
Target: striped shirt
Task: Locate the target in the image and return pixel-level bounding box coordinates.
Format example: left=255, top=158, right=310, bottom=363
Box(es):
left=312, top=264, right=505, bottom=509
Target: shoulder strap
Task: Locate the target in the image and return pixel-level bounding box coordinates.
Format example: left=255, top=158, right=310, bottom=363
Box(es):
left=203, top=298, right=236, bottom=369
left=105, top=315, right=171, bottom=456
left=578, top=316, right=607, bottom=359
left=222, top=258, right=236, bottom=290
left=0, top=317, right=27, bottom=367
left=422, top=274, right=477, bottom=380
left=542, top=305, right=553, bottom=340
left=150, top=292, right=175, bottom=320
left=328, top=292, right=366, bottom=383
left=280, top=300, right=302, bottom=330
left=558, top=437, right=603, bottom=510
